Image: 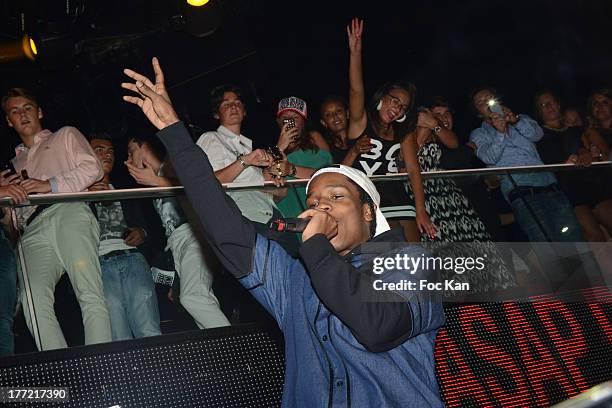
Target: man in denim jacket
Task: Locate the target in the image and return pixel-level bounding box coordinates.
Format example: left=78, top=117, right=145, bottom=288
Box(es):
left=121, top=58, right=445, bottom=407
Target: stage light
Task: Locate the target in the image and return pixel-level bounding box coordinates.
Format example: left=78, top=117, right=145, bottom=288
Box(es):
left=28, top=37, right=38, bottom=58
left=0, top=35, right=38, bottom=63
left=182, top=0, right=222, bottom=38
left=487, top=99, right=496, bottom=107
left=187, top=0, right=210, bottom=6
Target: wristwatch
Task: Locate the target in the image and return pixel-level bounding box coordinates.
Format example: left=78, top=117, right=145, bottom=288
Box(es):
left=432, top=126, right=442, bottom=135
left=237, top=154, right=250, bottom=169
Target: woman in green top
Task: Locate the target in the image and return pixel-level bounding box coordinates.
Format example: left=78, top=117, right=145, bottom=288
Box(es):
left=273, top=96, right=332, bottom=217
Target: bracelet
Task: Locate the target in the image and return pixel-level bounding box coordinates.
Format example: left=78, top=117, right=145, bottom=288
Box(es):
left=267, top=146, right=283, bottom=161
left=237, top=154, right=249, bottom=169
left=288, top=163, right=297, bottom=177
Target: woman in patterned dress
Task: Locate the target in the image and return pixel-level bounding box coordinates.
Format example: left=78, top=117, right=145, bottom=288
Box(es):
left=409, top=97, right=516, bottom=294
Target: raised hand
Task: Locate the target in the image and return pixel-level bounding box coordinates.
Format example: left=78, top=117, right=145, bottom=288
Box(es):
left=489, top=112, right=508, bottom=134
left=502, top=106, right=519, bottom=125
left=417, top=110, right=438, bottom=129
left=122, top=57, right=179, bottom=130
left=299, top=208, right=338, bottom=243
left=347, top=18, right=364, bottom=54
left=277, top=123, right=300, bottom=153
left=125, top=160, right=161, bottom=186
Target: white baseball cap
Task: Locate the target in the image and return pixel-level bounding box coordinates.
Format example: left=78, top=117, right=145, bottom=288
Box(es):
left=306, top=165, right=390, bottom=237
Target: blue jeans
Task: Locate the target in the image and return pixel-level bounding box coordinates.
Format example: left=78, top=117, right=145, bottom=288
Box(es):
left=0, top=228, right=17, bottom=357
left=510, top=190, right=583, bottom=243
left=510, top=190, right=597, bottom=288
left=100, top=251, right=161, bottom=340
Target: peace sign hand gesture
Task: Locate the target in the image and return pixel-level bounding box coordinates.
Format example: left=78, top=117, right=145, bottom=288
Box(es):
left=122, top=57, right=179, bottom=130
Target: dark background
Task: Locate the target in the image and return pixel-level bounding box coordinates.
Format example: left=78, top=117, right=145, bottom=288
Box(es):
left=0, top=0, right=611, bottom=167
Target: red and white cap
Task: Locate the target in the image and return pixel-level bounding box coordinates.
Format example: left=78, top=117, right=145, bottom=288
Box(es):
left=277, top=96, right=308, bottom=119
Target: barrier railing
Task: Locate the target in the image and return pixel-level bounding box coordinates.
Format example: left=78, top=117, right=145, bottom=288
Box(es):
left=2, top=161, right=610, bottom=352
left=1, top=161, right=610, bottom=207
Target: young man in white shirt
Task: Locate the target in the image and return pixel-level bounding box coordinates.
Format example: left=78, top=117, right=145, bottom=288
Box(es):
left=196, top=85, right=297, bottom=255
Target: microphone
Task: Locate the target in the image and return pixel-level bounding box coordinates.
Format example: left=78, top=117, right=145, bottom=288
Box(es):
left=269, top=217, right=310, bottom=233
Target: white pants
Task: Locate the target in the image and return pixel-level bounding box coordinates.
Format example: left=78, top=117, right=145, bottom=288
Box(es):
left=19, top=203, right=111, bottom=350
left=168, top=223, right=229, bottom=328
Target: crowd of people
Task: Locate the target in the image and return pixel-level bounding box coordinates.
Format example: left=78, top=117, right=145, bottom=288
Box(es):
left=0, top=16, right=610, bottom=407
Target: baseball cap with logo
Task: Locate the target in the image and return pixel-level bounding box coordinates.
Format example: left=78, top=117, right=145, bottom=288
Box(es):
left=277, top=96, right=308, bottom=119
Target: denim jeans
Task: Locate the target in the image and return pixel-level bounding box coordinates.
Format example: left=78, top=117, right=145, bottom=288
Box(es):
left=100, top=251, right=161, bottom=340
left=510, top=190, right=583, bottom=243
left=0, top=228, right=16, bottom=357
left=510, top=190, right=596, bottom=288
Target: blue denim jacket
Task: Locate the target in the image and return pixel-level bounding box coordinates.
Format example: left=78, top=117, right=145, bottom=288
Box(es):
left=240, top=234, right=445, bottom=407
left=157, top=122, right=445, bottom=407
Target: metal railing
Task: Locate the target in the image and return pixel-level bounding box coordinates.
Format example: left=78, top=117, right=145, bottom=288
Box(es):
left=1, top=161, right=610, bottom=207
left=3, top=160, right=610, bottom=351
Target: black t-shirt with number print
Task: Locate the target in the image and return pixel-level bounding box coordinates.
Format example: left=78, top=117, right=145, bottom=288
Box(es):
left=351, top=125, right=414, bottom=210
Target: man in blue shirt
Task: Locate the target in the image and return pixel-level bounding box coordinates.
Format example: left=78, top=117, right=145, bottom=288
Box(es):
left=469, top=87, right=583, bottom=244
left=120, top=58, right=445, bottom=407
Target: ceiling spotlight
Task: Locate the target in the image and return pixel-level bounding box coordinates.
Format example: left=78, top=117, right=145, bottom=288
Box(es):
left=187, top=0, right=211, bottom=6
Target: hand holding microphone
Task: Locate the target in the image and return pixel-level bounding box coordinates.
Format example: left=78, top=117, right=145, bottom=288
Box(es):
left=270, top=217, right=311, bottom=233
left=270, top=209, right=339, bottom=243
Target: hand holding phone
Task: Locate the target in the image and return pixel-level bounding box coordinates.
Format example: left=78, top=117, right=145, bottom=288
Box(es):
left=0, top=162, right=21, bottom=186
left=488, top=100, right=504, bottom=117
left=1, top=161, right=16, bottom=176
left=282, top=118, right=296, bottom=129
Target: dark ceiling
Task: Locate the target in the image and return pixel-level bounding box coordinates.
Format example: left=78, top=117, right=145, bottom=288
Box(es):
left=1, top=0, right=611, bottom=162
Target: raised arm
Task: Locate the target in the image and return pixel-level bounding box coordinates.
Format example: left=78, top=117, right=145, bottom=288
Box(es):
left=347, top=18, right=368, bottom=139
left=417, top=110, right=459, bottom=149
left=469, top=127, right=508, bottom=165
left=273, top=127, right=320, bottom=179
left=504, top=109, right=543, bottom=142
